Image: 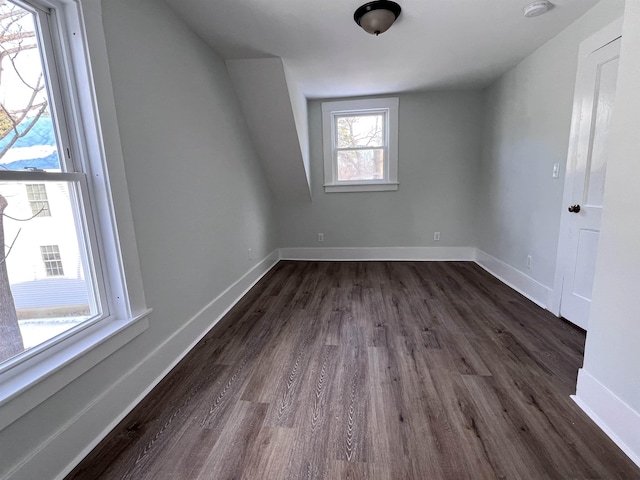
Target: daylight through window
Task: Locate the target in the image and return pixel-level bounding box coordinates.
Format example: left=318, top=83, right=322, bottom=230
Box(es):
left=322, top=97, right=399, bottom=193
left=335, top=113, right=386, bottom=181
left=0, top=0, right=103, bottom=365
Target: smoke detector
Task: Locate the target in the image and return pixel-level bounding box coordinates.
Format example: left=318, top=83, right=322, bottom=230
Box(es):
left=523, top=0, right=553, bottom=18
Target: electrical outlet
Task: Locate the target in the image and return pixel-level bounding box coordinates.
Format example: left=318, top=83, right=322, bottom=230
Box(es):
left=318, top=233, right=324, bottom=242
left=434, top=232, right=440, bottom=241
left=526, top=255, right=532, bottom=269
left=552, top=163, right=560, bottom=179
left=248, top=248, right=253, bottom=261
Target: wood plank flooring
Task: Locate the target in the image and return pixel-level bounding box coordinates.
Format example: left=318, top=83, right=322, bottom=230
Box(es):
left=66, top=261, right=640, bottom=479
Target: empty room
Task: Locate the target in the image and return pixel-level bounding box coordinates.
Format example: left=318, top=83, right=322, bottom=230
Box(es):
left=0, top=0, right=639, bottom=478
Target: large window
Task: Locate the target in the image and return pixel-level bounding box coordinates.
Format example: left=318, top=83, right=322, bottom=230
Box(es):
left=0, top=0, right=148, bottom=428
left=322, top=97, right=399, bottom=193
left=0, top=0, right=102, bottom=364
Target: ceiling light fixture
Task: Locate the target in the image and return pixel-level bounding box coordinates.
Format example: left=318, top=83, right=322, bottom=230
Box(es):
left=354, top=1, right=402, bottom=36
left=523, top=0, right=553, bottom=18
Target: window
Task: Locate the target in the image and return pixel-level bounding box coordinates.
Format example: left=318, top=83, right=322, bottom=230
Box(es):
left=40, top=245, right=64, bottom=276
left=322, top=97, right=399, bottom=193
left=26, top=184, right=51, bottom=216
left=0, top=0, right=149, bottom=429
left=0, top=0, right=102, bottom=364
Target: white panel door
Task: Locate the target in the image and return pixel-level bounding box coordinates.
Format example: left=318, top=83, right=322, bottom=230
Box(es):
left=561, top=38, right=621, bottom=330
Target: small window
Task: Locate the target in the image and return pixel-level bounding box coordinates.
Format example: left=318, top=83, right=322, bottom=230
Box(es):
left=322, top=97, right=399, bottom=193
left=40, top=245, right=64, bottom=276
left=26, top=184, right=51, bottom=216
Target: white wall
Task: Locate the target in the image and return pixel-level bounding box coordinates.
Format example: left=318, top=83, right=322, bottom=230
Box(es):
left=278, top=91, right=483, bottom=252
left=575, top=0, right=640, bottom=465
left=0, top=0, right=277, bottom=478
left=283, top=61, right=311, bottom=190
left=476, top=0, right=625, bottom=291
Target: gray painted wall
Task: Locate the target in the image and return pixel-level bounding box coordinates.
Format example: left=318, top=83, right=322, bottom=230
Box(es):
left=476, top=0, right=625, bottom=288
left=279, top=91, right=484, bottom=249
left=104, top=2, right=278, bottom=334
left=0, top=0, right=277, bottom=477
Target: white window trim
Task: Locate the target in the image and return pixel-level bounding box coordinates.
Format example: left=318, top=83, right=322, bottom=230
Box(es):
left=0, top=0, right=150, bottom=431
left=322, top=97, right=399, bottom=193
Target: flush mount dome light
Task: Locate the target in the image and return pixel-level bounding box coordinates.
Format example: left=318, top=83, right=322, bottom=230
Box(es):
left=523, top=0, right=553, bottom=18
left=354, top=1, right=402, bottom=36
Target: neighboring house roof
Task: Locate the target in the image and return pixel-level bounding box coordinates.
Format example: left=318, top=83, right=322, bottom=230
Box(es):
left=0, top=116, right=61, bottom=171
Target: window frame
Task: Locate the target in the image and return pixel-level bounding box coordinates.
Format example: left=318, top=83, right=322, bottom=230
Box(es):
left=0, top=0, right=150, bottom=431
left=321, top=97, right=399, bottom=193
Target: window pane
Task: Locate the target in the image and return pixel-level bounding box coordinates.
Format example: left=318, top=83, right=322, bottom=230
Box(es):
left=0, top=180, right=98, bottom=364
left=336, top=114, right=384, bottom=148
left=0, top=1, right=62, bottom=172
left=337, top=149, right=384, bottom=181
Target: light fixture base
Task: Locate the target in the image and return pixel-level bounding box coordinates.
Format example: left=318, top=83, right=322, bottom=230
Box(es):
left=523, top=0, right=553, bottom=18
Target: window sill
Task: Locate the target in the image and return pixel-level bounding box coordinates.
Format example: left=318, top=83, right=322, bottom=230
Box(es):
left=324, top=183, right=399, bottom=193
left=0, top=309, right=151, bottom=431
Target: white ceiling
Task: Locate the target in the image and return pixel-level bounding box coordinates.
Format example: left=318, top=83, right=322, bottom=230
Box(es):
left=165, top=0, right=599, bottom=99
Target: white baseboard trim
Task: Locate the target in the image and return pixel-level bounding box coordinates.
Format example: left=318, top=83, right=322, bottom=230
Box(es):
left=572, top=368, right=640, bottom=468
left=279, top=246, right=476, bottom=261
left=5, top=250, right=280, bottom=480
left=474, top=249, right=552, bottom=309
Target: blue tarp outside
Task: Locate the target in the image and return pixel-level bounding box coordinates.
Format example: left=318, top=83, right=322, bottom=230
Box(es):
left=0, top=116, right=61, bottom=170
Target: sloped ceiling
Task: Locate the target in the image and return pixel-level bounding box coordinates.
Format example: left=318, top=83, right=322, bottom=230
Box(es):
left=226, top=58, right=311, bottom=202
left=165, top=0, right=601, bottom=201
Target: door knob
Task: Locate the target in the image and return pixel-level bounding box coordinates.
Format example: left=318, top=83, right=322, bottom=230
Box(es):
left=568, top=204, right=581, bottom=213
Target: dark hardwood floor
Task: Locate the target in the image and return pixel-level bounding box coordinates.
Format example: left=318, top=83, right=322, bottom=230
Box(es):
left=66, top=261, right=640, bottom=479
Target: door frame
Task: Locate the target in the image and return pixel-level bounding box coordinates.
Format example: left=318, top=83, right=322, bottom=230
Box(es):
left=549, top=18, right=624, bottom=318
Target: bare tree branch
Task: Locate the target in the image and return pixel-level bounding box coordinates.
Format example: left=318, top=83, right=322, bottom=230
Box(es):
left=5, top=44, right=40, bottom=90
left=2, top=205, right=45, bottom=221
left=0, top=227, right=20, bottom=265
left=0, top=1, right=45, bottom=154
left=0, top=98, right=47, bottom=158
